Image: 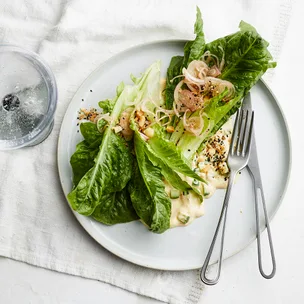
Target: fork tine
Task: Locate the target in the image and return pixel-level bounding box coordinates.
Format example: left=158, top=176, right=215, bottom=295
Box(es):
left=229, top=109, right=240, bottom=156
left=235, top=110, right=244, bottom=156
left=245, top=111, right=254, bottom=155
left=240, top=110, right=249, bottom=156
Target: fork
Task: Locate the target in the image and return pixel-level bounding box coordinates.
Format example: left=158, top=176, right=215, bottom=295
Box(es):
left=200, top=108, right=254, bottom=285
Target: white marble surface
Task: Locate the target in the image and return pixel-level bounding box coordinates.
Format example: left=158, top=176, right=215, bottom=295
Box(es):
left=1, top=1, right=303, bottom=303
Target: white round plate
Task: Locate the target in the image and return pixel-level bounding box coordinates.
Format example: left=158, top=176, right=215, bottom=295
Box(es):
left=58, top=41, right=291, bottom=270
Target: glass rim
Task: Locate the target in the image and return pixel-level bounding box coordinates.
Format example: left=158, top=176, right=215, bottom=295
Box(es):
left=0, top=44, right=58, bottom=150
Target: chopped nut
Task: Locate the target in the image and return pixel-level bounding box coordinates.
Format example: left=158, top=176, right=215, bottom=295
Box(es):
left=113, top=126, right=123, bottom=133
left=166, top=126, right=175, bottom=133
left=144, top=127, right=154, bottom=138
left=136, top=110, right=144, bottom=118
left=138, top=115, right=146, bottom=127
left=197, top=155, right=205, bottom=162
left=119, top=111, right=134, bottom=140
left=208, top=148, right=216, bottom=156
left=78, top=107, right=100, bottom=121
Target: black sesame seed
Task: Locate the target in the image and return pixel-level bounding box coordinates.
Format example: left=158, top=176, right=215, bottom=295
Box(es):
left=90, top=89, right=93, bottom=92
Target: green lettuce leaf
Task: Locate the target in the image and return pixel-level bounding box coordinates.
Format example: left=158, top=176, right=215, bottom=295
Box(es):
left=128, top=161, right=153, bottom=227
left=146, top=150, right=203, bottom=202
left=98, top=99, right=115, bottom=114
left=147, top=128, right=204, bottom=182
left=129, top=131, right=171, bottom=233
left=92, top=188, right=139, bottom=225
left=206, top=21, right=276, bottom=94
left=70, top=122, right=103, bottom=186
left=70, top=141, right=99, bottom=187
left=164, top=55, right=184, bottom=109
left=183, top=7, right=205, bottom=67
left=68, top=131, right=133, bottom=216
left=80, top=122, right=103, bottom=148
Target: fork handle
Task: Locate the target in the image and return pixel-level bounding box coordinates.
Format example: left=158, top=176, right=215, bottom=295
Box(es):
left=200, top=170, right=237, bottom=285
left=249, top=170, right=276, bottom=279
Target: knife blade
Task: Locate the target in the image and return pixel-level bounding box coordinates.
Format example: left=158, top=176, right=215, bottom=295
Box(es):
left=243, top=95, right=262, bottom=187
left=241, top=92, right=276, bottom=279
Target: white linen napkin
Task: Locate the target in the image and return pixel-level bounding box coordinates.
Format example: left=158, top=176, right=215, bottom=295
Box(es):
left=0, top=0, right=293, bottom=303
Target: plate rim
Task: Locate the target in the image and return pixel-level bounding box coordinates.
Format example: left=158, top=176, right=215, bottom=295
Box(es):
left=57, top=39, right=292, bottom=271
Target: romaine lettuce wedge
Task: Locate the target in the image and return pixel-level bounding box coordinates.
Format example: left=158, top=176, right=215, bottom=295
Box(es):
left=166, top=9, right=276, bottom=159
left=68, top=62, right=162, bottom=216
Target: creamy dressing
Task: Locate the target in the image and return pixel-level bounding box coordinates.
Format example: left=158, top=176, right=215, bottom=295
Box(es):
left=169, top=119, right=233, bottom=228
left=166, top=182, right=204, bottom=227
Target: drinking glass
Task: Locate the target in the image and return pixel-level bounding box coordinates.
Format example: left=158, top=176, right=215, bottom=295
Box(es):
left=0, top=45, right=57, bottom=150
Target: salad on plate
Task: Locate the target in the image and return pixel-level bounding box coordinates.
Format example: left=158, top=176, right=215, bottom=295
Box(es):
left=67, top=8, right=276, bottom=233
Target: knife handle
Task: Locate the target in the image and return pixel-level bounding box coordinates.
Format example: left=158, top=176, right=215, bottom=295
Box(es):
left=249, top=169, right=276, bottom=279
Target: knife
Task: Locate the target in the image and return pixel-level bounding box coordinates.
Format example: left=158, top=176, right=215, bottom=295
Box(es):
left=242, top=93, right=276, bottom=279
